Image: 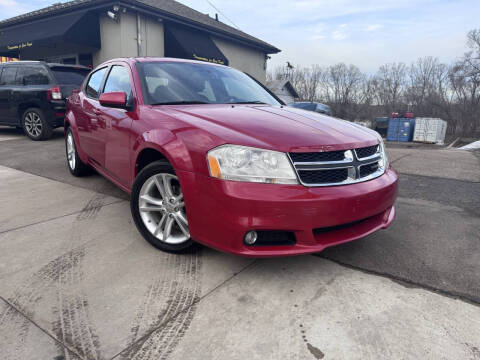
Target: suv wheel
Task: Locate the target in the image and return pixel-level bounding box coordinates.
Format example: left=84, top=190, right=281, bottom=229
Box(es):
left=65, top=128, right=89, bottom=176
left=131, top=161, right=196, bottom=253
left=22, top=108, right=53, bottom=140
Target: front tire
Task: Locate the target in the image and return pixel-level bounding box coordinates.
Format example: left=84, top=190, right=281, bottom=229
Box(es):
left=22, top=108, right=53, bottom=140
left=65, top=128, right=89, bottom=176
left=131, top=161, right=196, bottom=253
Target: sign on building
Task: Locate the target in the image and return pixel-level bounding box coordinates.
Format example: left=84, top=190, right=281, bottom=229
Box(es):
left=0, top=57, right=18, bottom=62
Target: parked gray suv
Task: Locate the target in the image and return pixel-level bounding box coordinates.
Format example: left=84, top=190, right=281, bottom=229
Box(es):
left=0, top=61, right=90, bottom=140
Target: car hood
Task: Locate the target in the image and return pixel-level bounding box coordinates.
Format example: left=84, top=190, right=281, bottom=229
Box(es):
left=153, top=104, right=379, bottom=153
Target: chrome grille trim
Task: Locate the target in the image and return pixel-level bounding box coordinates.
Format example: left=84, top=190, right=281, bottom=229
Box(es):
left=288, top=144, right=385, bottom=187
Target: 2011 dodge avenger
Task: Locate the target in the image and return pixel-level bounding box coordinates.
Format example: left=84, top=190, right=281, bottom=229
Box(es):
left=65, top=57, right=398, bottom=257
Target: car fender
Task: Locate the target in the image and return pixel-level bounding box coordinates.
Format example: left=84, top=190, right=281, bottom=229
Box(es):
left=64, top=108, right=88, bottom=163
left=132, top=128, right=195, bottom=176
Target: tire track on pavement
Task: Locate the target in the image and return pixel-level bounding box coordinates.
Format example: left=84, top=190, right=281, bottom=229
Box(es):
left=0, top=189, right=109, bottom=359
left=76, top=193, right=109, bottom=221
left=0, top=247, right=85, bottom=359
left=52, top=190, right=110, bottom=359
left=52, top=248, right=100, bottom=360
left=120, top=252, right=202, bottom=360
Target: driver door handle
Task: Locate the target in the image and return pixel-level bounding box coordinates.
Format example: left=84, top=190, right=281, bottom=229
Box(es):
left=93, top=108, right=102, bottom=115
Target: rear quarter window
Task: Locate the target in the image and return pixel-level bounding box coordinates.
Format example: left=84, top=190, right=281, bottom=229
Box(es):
left=18, top=66, right=50, bottom=86
left=51, top=68, right=90, bottom=86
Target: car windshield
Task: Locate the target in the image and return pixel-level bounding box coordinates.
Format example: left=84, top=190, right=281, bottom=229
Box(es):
left=136, top=62, right=281, bottom=106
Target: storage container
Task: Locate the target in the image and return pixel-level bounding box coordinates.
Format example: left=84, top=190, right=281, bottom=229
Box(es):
left=375, top=117, right=389, bottom=129
left=386, top=118, right=415, bottom=142
left=413, top=118, right=447, bottom=144
left=375, top=117, right=389, bottom=137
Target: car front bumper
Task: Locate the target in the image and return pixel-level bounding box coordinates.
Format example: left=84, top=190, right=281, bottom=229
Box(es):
left=180, top=167, right=398, bottom=257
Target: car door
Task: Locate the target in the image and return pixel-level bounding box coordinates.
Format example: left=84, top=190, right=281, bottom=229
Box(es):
left=77, top=67, right=108, bottom=168
left=99, top=64, right=135, bottom=186
left=0, top=66, right=19, bottom=124
left=15, top=65, right=52, bottom=120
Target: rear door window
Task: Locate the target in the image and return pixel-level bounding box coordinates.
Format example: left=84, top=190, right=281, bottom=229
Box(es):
left=0, top=67, right=19, bottom=86
left=18, top=66, right=51, bottom=86
left=85, top=67, right=108, bottom=99
left=51, top=67, right=90, bottom=86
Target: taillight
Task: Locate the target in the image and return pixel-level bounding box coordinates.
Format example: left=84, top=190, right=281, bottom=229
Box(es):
left=47, top=86, right=62, bottom=100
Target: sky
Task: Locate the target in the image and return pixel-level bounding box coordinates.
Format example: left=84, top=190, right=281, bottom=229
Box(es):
left=0, top=0, right=478, bottom=73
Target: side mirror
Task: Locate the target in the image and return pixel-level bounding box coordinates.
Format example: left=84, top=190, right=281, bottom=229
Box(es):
left=99, top=92, right=128, bottom=110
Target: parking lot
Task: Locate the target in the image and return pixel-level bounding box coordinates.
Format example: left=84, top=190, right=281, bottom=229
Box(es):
left=0, top=127, right=479, bottom=360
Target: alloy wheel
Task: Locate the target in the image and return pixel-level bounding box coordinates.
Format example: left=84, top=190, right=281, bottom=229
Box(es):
left=66, top=132, right=76, bottom=170
left=24, top=112, right=43, bottom=137
left=138, top=173, right=190, bottom=244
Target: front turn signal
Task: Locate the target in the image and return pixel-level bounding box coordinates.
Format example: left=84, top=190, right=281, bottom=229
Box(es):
left=208, top=155, right=222, bottom=178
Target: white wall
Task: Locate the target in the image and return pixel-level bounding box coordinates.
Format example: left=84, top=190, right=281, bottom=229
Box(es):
left=92, top=12, right=267, bottom=83
left=93, top=11, right=164, bottom=66
left=278, top=94, right=294, bottom=104
left=271, top=85, right=295, bottom=104
left=145, top=17, right=164, bottom=57
left=212, top=36, right=267, bottom=83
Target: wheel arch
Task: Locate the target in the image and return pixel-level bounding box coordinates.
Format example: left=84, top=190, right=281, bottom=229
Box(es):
left=18, top=102, right=42, bottom=122
left=135, top=147, right=171, bottom=176
left=64, top=111, right=88, bottom=163
left=132, top=129, right=195, bottom=180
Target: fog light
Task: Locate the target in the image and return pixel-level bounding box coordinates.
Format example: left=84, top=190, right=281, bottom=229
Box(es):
left=244, top=231, right=258, bottom=245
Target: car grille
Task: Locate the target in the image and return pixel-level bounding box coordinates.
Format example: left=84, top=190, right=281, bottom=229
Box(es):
left=289, top=143, right=385, bottom=186
left=355, top=145, right=378, bottom=159
left=298, top=168, right=348, bottom=184
left=360, top=162, right=379, bottom=177
left=289, top=151, right=345, bottom=163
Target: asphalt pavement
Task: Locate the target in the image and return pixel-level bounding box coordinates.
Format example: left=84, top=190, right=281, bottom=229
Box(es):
left=0, top=127, right=479, bottom=359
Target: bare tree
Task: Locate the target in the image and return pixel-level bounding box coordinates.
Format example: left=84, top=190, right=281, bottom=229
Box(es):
left=373, top=63, right=407, bottom=113
left=320, top=63, right=366, bottom=119
left=265, top=28, right=480, bottom=135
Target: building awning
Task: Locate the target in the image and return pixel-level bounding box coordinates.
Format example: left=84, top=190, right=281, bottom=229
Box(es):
left=0, top=11, right=100, bottom=57
left=165, top=25, right=229, bottom=66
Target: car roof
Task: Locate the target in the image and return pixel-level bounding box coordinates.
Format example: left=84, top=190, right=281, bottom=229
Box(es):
left=0, top=61, right=89, bottom=70
left=0, top=60, right=43, bottom=66
left=46, top=63, right=90, bottom=70
left=99, top=57, right=226, bottom=68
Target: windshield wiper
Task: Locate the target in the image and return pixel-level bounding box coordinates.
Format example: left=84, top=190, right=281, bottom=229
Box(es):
left=229, top=101, right=267, bottom=104
left=151, top=101, right=208, bottom=105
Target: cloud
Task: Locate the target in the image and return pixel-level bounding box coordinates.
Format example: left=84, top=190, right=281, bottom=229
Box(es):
left=0, top=0, right=477, bottom=74
left=366, top=24, right=382, bottom=32
left=0, top=0, right=18, bottom=6
left=332, top=30, right=348, bottom=40
left=0, top=0, right=34, bottom=18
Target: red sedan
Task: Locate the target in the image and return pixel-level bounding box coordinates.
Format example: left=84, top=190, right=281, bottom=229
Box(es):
left=65, top=57, right=397, bottom=257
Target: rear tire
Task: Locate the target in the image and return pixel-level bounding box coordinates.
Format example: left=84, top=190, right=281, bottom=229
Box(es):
left=22, top=108, right=53, bottom=140
left=131, top=161, right=196, bottom=253
left=65, top=128, right=89, bottom=177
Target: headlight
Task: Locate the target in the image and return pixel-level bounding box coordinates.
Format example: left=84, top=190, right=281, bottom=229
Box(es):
left=378, top=138, right=389, bottom=170
left=207, top=145, right=298, bottom=184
